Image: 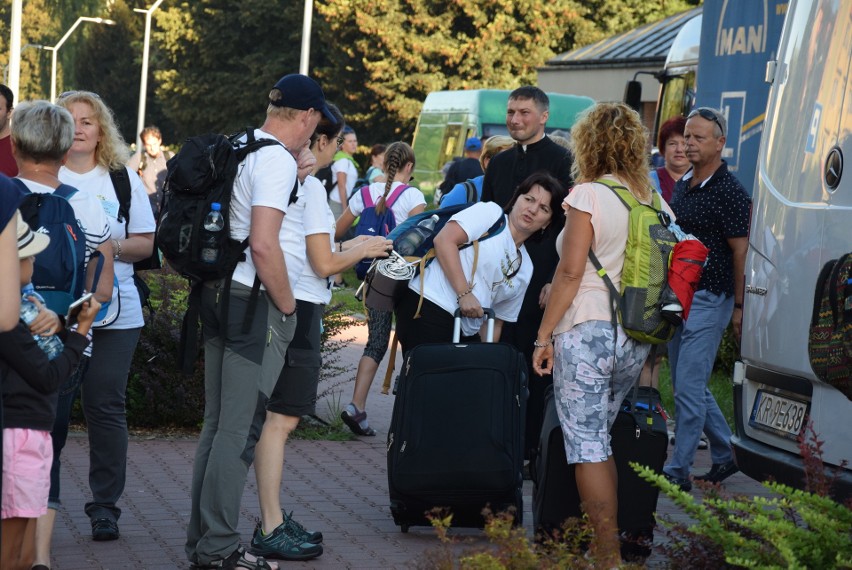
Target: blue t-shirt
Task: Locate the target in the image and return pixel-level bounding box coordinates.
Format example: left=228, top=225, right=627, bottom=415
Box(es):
left=440, top=175, right=484, bottom=207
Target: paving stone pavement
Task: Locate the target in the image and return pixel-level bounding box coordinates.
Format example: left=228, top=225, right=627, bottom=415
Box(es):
left=47, top=319, right=775, bottom=569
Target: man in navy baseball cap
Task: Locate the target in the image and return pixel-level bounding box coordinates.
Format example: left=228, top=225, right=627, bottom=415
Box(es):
left=269, top=74, right=335, bottom=122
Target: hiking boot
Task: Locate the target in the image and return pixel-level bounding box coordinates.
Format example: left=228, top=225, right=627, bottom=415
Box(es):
left=693, top=460, right=739, bottom=484
left=663, top=471, right=692, bottom=492
left=250, top=520, right=323, bottom=561
left=91, top=517, right=119, bottom=541
left=282, top=511, right=323, bottom=544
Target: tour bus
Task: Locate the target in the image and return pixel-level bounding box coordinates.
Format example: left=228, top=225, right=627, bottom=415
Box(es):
left=411, top=89, right=593, bottom=195
left=732, top=0, right=852, bottom=499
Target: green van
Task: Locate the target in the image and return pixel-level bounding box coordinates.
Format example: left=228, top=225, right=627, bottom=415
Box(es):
left=411, top=89, right=594, bottom=194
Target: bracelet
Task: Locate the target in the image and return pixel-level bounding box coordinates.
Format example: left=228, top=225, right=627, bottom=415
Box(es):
left=112, top=239, right=122, bottom=261
left=456, top=285, right=474, bottom=302
left=338, top=242, right=345, bottom=253
left=533, top=339, right=552, bottom=348
left=734, top=303, right=743, bottom=309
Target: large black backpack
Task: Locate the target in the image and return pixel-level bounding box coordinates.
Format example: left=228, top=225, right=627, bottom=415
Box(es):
left=157, top=129, right=282, bottom=283
left=157, top=129, right=283, bottom=373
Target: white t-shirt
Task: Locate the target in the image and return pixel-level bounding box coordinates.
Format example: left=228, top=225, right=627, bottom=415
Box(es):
left=279, top=182, right=308, bottom=291
left=409, top=201, right=531, bottom=337
left=60, top=165, right=156, bottom=329
left=294, top=176, right=336, bottom=305
left=329, top=156, right=358, bottom=204
left=229, top=129, right=296, bottom=288
left=347, top=181, right=426, bottom=225
left=17, top=178, right=111, bottom=265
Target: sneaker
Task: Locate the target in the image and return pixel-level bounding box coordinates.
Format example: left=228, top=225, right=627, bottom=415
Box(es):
left=282, top=510, right=323, bottom=544
left=250, top=520, right=323, bottom=561
left=91, top=517, right=119, bottom=541
left=693, top=460, right=739, bottom=484
left=663, top=471, right=692, bottom=492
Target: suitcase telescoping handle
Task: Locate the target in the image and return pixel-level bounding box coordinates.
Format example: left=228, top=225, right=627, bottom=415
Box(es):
left=453, top=307, right=496, bottom=343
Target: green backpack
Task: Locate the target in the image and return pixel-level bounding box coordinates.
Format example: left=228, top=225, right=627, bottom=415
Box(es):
left=588, top=179, right=678, bottom=344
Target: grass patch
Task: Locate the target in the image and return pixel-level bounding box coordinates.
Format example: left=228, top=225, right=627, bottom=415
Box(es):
left=656, top=358, right=735, bottom=430
left=292, top=391, right=355, bottom=441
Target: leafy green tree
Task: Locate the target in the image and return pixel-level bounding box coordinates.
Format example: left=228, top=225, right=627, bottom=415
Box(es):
left=72, top=0, right=146, bottom=143
left=314, top=0, right=698, bottom=143
left=0, top=0, right=57, bottom=100
left=153, top=0, right=308, bottom=141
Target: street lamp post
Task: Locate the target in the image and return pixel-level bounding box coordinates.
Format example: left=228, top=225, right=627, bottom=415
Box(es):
left=45, top=17, right=116, bottom=102
left=134, top=0, right=165, bottom=149
left=2, top=44, right=44, bottom=85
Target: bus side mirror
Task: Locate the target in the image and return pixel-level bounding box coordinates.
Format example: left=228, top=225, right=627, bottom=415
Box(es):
left=624, top=80, right=642, bottom=113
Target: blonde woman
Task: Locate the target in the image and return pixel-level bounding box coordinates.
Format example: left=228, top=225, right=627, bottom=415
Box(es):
left=54, top=91, right=155, bottom=543
left=532, top=102, right=674, bottom=568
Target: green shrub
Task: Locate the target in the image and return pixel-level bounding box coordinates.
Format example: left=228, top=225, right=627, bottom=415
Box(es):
left=122, top=269, right=357, bottom=429
left=641, top=424, right=852, bottom=569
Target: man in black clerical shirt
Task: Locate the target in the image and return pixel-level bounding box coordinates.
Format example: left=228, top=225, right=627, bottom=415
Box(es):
left=481, top=86, right=572, bottom=461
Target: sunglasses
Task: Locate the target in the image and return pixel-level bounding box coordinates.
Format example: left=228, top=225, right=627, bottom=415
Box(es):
left=688, top=107, right=725, bottom=137
left=57, top=90, right=101, bottom=100
left=336, top=136, right=345, bottom=147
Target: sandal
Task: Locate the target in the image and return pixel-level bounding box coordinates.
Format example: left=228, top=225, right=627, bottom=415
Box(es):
left=192, top=546, right=275, bottom=570
left=341, top=404, right=377, bottom=436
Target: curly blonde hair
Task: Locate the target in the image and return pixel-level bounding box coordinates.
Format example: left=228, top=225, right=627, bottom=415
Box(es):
left=570, top=102, right=652, bottom=202
left=57, top=91, right=130, bottom=170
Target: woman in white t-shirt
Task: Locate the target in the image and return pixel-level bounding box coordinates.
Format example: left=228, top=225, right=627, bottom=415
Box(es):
left=531, top=103, right=673, bottom=568
left=393, top=172, right=564, bottom=357
left=328, top=126, right=359, bottom=217
left=252, top=105, right=392, bottom=553
left=335, top=142, right=426, bottom=436
left=54, top=91, right=155, bottom=544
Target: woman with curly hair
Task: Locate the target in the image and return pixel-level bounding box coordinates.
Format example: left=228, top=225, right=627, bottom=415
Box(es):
left=50, top=91, right=154, bottom=544
left=335, top=141, right=426, bottom=436
left=532, top=102, right=674, bottom=567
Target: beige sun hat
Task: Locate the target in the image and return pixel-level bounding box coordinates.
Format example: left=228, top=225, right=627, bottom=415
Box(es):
left=15, top=210, right=50, bottom=258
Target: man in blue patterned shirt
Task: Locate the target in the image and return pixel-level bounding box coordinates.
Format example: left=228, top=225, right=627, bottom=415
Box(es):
left=664, top=107, right=751, bottom=492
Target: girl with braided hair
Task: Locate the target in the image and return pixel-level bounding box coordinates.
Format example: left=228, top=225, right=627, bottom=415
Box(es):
left=334, top=141, right=426, bottom=436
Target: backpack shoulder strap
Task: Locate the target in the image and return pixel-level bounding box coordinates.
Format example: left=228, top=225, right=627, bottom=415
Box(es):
left=109, top=168, right=132, bottom=234
left=53, top=183, right=79, bottom=201
left=384, top=184, right=409, bottom=208
left=463, top=179, right=476, bottom=203
left=811, top=258, right=838, bottom=327
left=360, top=186, right=374, bottom=208
left=11, top=177, right=31, bottom=194
left=594, top=178, right=636, bottom=211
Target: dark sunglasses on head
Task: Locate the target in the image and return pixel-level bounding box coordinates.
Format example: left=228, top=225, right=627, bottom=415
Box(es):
left=57, top=90, right=101, bottom=101
left=688, top=107, right=724, bottom=137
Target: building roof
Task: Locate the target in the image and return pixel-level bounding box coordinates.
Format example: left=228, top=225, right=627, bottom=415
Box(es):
left=546, top=7, right=702, bottom=68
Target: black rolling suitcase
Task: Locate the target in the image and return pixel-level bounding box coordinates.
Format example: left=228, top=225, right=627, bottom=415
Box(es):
left=387, top=310, right=528, bottom=532
left=532, top=383, right=668, bottom=560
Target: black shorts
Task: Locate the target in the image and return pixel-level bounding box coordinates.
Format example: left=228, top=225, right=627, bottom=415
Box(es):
left=267, top=300, right=323, bottom=417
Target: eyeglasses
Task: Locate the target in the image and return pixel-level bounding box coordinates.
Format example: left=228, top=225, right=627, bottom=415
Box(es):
left=493, top=249, right=522, bottom=288
left=336, top=136, right=345, bottom=147
left=688, top=107, right=724, bottom=137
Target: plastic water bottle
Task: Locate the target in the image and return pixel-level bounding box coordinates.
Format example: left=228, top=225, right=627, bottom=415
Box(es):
left=20, top=294, right=64, bottom=360
left=201, top=202, right=225, bottom=264
left=396, top=214, right=439, bottom=257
